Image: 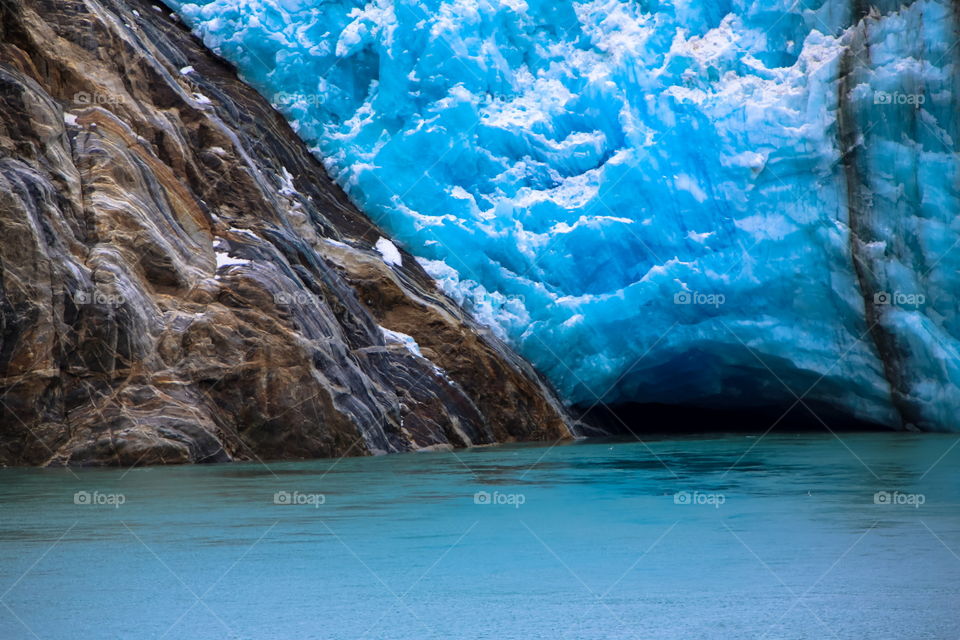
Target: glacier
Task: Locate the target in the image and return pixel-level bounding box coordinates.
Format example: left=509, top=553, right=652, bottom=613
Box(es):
left=164, top=0, right=960, bottom=430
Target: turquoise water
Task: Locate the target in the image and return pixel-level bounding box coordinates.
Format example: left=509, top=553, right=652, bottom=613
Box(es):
left=2, top=433, right=959, bottom=639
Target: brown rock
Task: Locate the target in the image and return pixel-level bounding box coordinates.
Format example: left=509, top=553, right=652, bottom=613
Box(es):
left=0, top=0, right=573, bottom=466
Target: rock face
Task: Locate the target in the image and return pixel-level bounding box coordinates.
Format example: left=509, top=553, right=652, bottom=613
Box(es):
left=0, top=0, right=572, bottom=466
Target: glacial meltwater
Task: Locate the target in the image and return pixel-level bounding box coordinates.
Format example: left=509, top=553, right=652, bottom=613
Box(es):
left=2, top=433, right=959, bottom=639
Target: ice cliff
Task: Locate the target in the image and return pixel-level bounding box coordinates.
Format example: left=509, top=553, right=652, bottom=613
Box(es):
left=166, top=0, right=960, bottom=430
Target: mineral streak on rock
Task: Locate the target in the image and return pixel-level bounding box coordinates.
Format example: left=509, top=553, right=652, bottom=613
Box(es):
left=0, top=0, right=572, bottom=466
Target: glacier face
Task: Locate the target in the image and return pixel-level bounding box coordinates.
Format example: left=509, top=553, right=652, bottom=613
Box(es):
left=165, top=0, right=960, bottom=430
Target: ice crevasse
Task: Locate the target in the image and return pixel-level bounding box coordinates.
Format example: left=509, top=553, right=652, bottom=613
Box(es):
left=165, top=0, right=960, bottom=431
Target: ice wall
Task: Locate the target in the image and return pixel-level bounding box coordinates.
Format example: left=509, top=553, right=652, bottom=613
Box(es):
left=165, top=0, right=960, bottom=430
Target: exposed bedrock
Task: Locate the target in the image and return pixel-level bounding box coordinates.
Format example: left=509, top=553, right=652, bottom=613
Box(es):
left=0, top=0, right=571, bottom=466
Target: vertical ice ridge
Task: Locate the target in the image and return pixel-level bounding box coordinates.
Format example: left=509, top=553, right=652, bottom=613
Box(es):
left=836, top=26, right=907, bottom=427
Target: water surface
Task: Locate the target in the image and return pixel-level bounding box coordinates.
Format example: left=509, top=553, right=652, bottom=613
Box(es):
left=2, top=433, right=959, bottom=639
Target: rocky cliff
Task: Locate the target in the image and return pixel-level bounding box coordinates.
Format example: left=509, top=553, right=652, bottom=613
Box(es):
left=0, top=0, right=573, bottom=466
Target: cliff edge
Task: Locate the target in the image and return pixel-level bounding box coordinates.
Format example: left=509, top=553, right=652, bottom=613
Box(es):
left=0, top=0, right=572, bottom=466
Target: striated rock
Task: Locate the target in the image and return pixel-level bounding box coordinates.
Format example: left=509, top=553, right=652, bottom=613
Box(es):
left=0, top=0, right=572, bottom=466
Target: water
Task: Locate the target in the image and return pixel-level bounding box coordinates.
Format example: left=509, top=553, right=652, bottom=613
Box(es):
left=1, top=433, right=959, bottom=639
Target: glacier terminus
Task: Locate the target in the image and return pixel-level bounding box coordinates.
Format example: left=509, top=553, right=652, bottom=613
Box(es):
left=167, top=0, right=960, bottom=431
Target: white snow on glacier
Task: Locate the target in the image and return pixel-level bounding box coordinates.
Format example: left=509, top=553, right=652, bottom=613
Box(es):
left=165, top=0, right=960, bottom=430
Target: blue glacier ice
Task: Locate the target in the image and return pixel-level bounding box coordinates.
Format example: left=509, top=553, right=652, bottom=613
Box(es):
left=164, top=0, right=960, bottom=430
